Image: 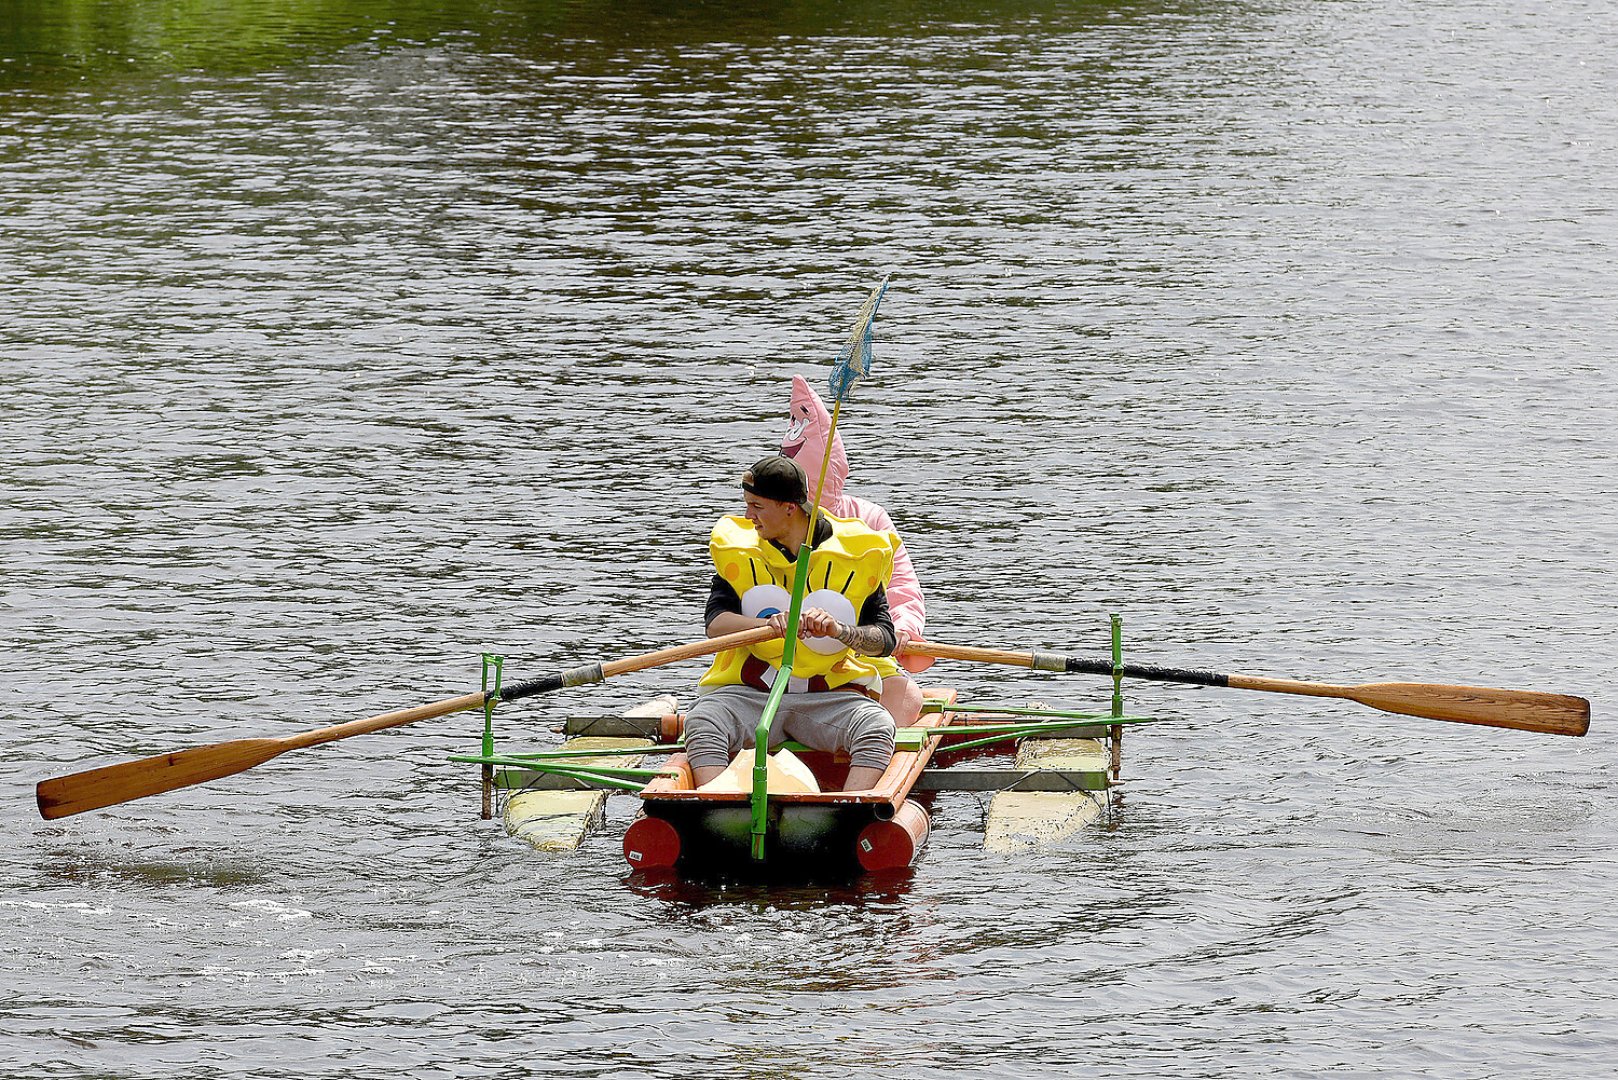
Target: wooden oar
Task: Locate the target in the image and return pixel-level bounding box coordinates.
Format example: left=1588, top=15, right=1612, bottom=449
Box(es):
left=35, top=626, right=778, bottom=820
left=908, top=640, right=1590, bottom=737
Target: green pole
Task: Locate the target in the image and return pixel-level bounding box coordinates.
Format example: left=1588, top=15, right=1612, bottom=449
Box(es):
left=746, top=277, right=887, bottom=862
left=751, top=545, right=814, bottom=861
left=1110, top=616, right=1123, bottom=717
left=929, top=716, right=1158, bottom=755
left=491, top=743, right=685, bottom=761
left=449, top=752, right=676, bottom=792
left=923, top=702, right=1143, bottom=722
left=1109, top=615, right=1124, bottom=781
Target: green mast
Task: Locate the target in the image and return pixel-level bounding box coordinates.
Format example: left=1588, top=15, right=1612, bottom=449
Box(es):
left=748, top=276, right=892, bottom=862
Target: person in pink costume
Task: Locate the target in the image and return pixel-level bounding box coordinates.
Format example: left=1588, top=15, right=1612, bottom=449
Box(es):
left=781, top=375, right=932, bottom=726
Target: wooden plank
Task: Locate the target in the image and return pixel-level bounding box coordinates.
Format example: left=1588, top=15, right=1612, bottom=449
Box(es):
left=983, top=737, right=1110, bottom=853
left=563, top=714, right=664, bottom=738
left=503, top=695, right=675, bottom=852
left=914, top=768, right=1108, bottom=793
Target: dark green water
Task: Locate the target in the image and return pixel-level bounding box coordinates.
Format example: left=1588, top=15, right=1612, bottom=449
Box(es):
left=4, top=2, right=1614, bottom=1077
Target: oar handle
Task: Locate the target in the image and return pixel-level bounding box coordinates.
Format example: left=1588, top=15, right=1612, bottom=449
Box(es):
left=501, top=625, right=779, bottom=702
left=605, top=625, right=779, bottom=677
left=285, top=628, right=784, bottom=745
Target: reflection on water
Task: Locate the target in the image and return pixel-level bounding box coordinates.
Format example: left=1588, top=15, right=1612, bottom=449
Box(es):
left=36, top=850, right=272, bottom=890
left=4, top=0, right=1616, bottom=1076
left=625, top=865, right=916, bottom=906
left=2, top=0, right=1154, bottom=82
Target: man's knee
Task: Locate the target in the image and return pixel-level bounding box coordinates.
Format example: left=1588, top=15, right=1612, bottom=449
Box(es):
left=684, top=693, right=753, bottom=770
left=880, top=676, right=924, bottom=726
left=682, top=718, right=733, bottom=771
left=846, top=703, right=896, bottom=770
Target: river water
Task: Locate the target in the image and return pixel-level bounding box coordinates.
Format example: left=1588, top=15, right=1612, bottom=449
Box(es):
left=3, top=1, right=1614, bottom=1076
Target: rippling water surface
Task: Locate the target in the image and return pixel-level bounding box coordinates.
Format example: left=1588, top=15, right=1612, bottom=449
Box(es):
left=3, top=1, right=1614, bottom=1077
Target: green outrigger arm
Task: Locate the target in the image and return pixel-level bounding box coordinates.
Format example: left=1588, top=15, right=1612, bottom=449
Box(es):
left=459, top=714, right=1160, bottom=766
left=924, top=715, right=1159, bottom=754
left=921, top=702, right=1147, bottom=722
left=459, top=716, right=1163, bottom=794
left=448, top=751, right=676, bottom=792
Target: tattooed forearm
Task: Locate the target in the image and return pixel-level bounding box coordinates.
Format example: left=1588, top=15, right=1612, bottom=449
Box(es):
left=835, top=623, right=893, bottom=656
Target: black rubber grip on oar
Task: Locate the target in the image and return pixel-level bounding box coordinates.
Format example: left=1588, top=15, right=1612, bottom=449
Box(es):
left=1064, top=656, right=1229, bottom=687
left=500, top=674, right=565, bottom=702
left=497, top=661, right=606, bottom=703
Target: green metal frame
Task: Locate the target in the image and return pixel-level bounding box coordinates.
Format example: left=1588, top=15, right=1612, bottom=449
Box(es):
left=451, top=750, right=677, bottom=792
left=458, top=613, right=1144, bottom=835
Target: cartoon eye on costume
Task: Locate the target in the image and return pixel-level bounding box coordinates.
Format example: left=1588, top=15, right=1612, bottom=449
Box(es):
left=801, top=589, right=857, bottom=654
left=740, top=584, right=792, bottom=620
left=782, top=410, right=809, bottom=458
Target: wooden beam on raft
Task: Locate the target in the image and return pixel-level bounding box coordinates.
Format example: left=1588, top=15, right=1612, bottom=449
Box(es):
left=503, top=696, right=675, bottom=852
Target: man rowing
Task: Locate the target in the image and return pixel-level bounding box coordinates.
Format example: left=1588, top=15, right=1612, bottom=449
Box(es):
left=685, top=454, right=900, bottom=792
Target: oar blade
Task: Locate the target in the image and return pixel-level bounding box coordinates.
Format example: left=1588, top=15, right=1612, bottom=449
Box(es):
left=36, top=737, right=291, bottom=820
left=36, top=635, right=765, bottom=823
left=1349, top=682, right=1590, bottom=737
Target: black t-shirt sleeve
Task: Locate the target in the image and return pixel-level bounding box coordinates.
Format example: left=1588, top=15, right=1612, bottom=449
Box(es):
left=860, top=584, right=898, bottom=656
left=705, top=574, right=742, bottom=629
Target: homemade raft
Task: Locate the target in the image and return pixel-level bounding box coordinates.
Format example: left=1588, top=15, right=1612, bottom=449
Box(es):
left=32, top=277, right=1591, bottom=853
left=35, top=616, right=1588, bottom=867
left=453, top=617, right=1151, bottom=879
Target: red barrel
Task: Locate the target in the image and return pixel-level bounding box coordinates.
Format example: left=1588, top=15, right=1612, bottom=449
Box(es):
left=855, top=801, right=930, bottom=872
left=623, top=815, right=681, bottom=871
left=658, top=713, right=686, bottom=744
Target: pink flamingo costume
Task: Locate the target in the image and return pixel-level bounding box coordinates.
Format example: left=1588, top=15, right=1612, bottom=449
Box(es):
left=780, top=375, right=933, bottom=676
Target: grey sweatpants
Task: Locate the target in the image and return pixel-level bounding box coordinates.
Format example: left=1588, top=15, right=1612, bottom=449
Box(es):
left=683, top=685, right=896, bottom=772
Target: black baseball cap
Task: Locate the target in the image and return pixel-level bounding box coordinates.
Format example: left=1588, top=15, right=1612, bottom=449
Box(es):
left=742, top=455, right=810, bottom=513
